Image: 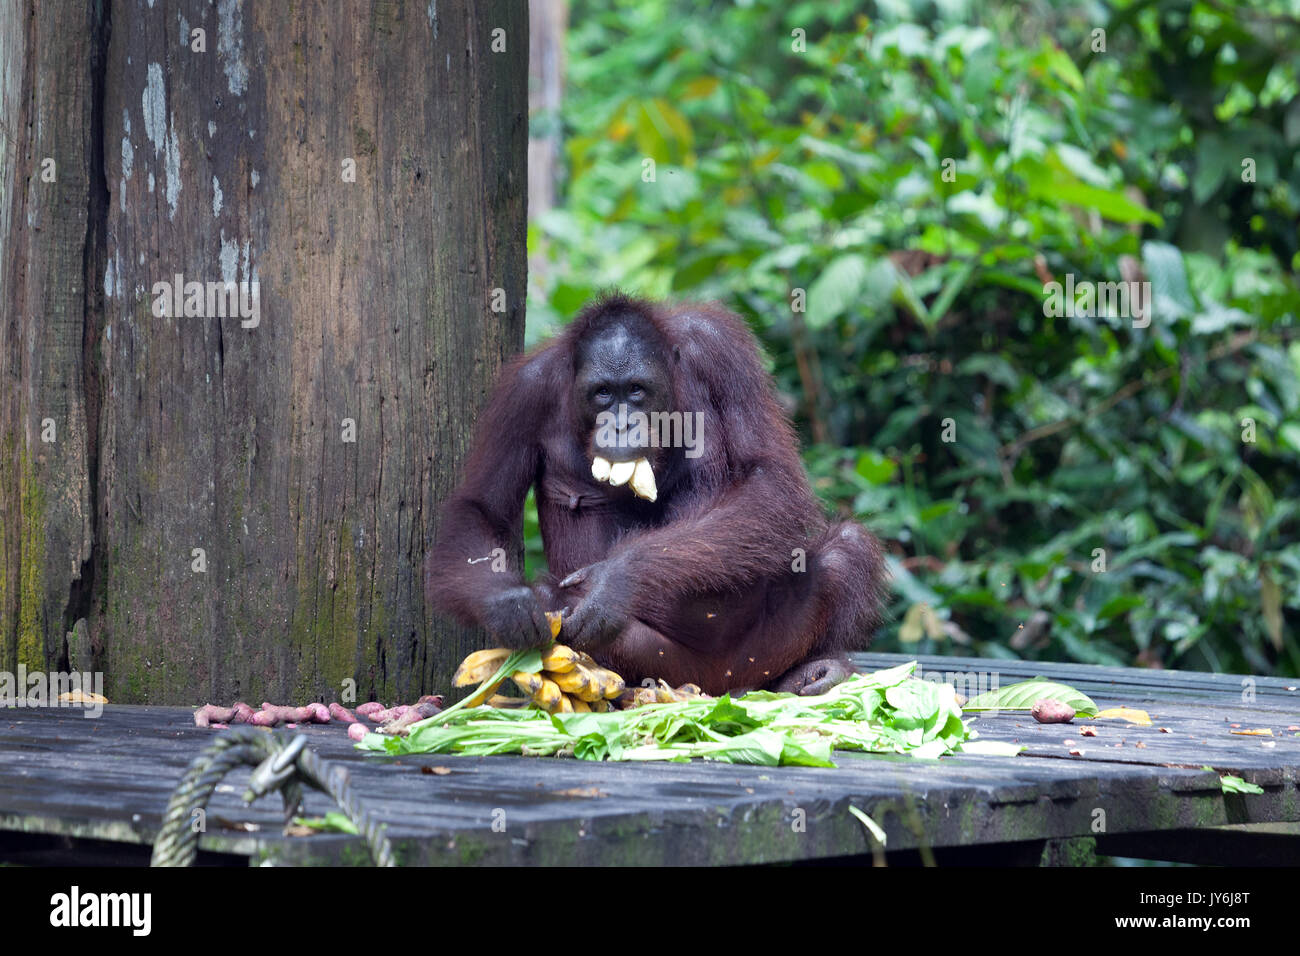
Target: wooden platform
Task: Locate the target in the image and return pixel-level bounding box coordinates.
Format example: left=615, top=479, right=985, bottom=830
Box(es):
left=1, top=653, right=1297, bottom=865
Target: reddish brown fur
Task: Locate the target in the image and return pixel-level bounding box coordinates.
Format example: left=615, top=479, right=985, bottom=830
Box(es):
left=426, top=294, right=886, bottom=694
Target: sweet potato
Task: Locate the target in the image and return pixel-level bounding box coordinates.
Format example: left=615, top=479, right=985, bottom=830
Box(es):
left=328, top=702, right=358, bottom=723
left=1031, top=698, right=1076, bottom=724
left=380, top=700, right=442, bottom=735
left=369, top=704, right=410, bottom=723
left=193, top=704, right=236, bottom=728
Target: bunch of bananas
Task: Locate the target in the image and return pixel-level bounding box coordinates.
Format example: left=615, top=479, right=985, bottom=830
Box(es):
left=452, top=643, right=626, bottom=714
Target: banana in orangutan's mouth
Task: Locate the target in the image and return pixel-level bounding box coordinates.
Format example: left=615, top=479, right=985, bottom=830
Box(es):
left=591, top=455, right=657, bottom=502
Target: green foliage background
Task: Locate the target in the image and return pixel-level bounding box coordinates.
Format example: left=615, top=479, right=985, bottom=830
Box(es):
left=525, top=0, right=1300, bottom=677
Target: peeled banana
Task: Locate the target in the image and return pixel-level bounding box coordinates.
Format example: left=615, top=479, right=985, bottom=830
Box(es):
left=545, top=610, right=563, bottom=639
left=590, top=455, right=657, bottom=502
left=630, top=458, right=658, bottom=502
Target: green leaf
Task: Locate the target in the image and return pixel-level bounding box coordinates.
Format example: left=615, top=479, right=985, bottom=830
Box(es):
left=927, top=260, right=976, bottom=325
left=1143, top=241, right=1198, bottom=319
left=1216, top=773, right=1264, bottom=795
left=1041, top=42, right=1084, bottom=92
left=1097, top=594, right=1144, bottom=620
left=293, top=812, right=359, bottom=835
left=806, top=254, right=871, bottom=329
left=781, top=736, right=836, bottom=767
left=963, top=679, right=1098, bottom=717
left=855, top=450, right=898, bottom=485
left=1021, top=155, right=1163, bottom=226
left=701, top=695, right=762, bottom=734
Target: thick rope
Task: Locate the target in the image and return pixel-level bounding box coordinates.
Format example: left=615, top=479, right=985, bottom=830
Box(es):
left=151, top=728, right=394, bottom=866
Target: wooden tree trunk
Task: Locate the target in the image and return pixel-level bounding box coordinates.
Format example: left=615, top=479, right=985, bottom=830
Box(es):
left=527, top=0, right=566, bottom=287
left=0, top=0, right=527, bottom=705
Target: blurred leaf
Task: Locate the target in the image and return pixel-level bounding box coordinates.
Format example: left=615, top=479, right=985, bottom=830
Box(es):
left=806, top=254, right=871, bottom=329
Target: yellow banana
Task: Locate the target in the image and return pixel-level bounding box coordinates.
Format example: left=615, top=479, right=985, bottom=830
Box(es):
left=511, top=670, right=544, bottom=696
left=551, top=665, right=599, bottom=699
left=540, top=643, right=579, bottom=674
left=453, top=647, right=512, bottom=687
left=487, top=694, right=528, bottom=709
left=531, top=678, right=563, bottom=713
left=563, top=650, right=626, bottom=699
left=558, top=693, right=576, bottom=713
left=592, top=666, right=626, bottom=700
left=569, top=695, right=592, bottom=713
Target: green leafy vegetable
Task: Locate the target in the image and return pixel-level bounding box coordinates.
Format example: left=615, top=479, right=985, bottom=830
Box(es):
left=357, top=662, right=990, bottom=767
left=293, top=812, right=360, bottom=835
left=1210, top=770, right=1264, bottom=795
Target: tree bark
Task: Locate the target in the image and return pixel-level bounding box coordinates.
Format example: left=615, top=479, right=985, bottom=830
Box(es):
left=0, top=0, right=527, bottom=704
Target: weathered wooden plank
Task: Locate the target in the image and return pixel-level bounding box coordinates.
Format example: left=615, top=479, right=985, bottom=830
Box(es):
left=858, top=652, right=1300, bottom=705
left=1, top=688, right=1294, bottom=865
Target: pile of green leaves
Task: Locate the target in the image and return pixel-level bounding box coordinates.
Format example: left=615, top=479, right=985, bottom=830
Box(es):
left=358, top=662, right=1012, bottom=766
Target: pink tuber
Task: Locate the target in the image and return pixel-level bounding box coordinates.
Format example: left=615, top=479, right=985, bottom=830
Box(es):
left=196, top=696, right=445, bottom=734
left=369, top=704, right=410, bottom=723
left=193, top=704, right=237, bottom=728
left=380, top=700, right=442, bottom=735
left=260, top=703, right=313, bottom=724
left=1031, top=698, right=1076, bottom=724
left=328, top=702, right=358, bottom=723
